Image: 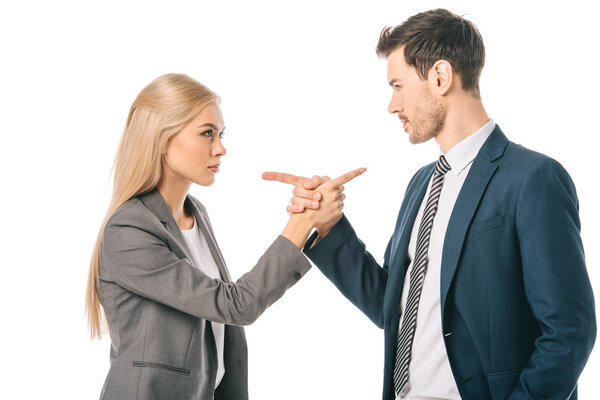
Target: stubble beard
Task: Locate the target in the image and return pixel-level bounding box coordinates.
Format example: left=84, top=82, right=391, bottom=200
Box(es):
left=408, top=90, right=446, bottom=145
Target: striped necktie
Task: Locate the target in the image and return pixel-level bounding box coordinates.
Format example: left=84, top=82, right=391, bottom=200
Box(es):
left=393, top=155, right=452, bottom=397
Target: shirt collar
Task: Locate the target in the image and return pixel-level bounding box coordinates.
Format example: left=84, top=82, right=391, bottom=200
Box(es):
left=441, top=119, right=495, bottom=176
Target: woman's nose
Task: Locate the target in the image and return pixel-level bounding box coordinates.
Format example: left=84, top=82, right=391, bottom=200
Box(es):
left=213, top=138, right=226, bottom=157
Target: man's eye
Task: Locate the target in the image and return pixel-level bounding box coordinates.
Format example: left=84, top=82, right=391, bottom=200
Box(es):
left=201, top=129, right=213, bottom=137
left=394, top=85, right=402, bottom=92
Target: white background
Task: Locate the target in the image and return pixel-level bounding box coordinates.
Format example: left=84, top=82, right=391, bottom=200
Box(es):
left=1, top=0, right=599, bottom=398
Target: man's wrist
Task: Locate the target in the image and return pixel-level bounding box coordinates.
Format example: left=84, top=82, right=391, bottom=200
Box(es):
left=310, top=231, right=327, bottom=249
left=314, top=214, right=343, bottom=239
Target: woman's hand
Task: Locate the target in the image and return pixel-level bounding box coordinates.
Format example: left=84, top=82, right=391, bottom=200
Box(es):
left=263, top=168, right=366, bottom=247
left=261, top=172, right=324, bottom=213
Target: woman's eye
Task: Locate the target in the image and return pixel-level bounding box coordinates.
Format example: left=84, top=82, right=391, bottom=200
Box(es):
left=201, top=129, right=213, bottom=137
left=218, top=131, right=225, bottom=139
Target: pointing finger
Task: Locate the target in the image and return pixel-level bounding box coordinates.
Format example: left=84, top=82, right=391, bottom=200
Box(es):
left=329, top=168, right=367, bottom=187
left=262, top=171, right=303, bottom=185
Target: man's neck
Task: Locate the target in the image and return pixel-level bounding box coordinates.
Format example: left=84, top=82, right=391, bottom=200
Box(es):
left=436, top=97, right=490, bottom=154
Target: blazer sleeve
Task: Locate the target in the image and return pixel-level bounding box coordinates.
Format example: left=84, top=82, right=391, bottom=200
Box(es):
left=303, top=215, right=390, bottom=328
left=100, top=206, right=312, bottom=326
left=511, top=157, right=596, bottom=399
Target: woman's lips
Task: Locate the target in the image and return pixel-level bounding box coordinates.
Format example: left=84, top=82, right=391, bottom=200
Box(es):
left=208, top=165, right=219, bottom=173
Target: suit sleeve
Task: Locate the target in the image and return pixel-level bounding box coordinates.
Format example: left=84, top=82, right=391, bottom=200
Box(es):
left=511, top=157, right=596, bottom=399
left=303, top=215, right=390, bottom=328
left=100, top=207, right=312, bottom=326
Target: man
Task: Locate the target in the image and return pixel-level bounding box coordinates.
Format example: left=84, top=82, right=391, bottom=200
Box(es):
left=264, top=8, right=596, bottom=400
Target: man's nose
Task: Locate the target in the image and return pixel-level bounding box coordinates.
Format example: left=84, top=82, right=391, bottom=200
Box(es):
left=388, top=95, right=402, bottom=114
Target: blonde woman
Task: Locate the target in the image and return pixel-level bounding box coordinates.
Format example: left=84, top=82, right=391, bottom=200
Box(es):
left=86, top=73, right=364, bottom=400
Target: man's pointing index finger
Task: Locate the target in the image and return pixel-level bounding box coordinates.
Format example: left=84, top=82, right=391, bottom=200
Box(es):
left=329, top=168, right=367, bottom=186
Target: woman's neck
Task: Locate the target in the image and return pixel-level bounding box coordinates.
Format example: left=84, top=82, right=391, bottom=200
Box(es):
left=156, top=174, right=193, bottom=229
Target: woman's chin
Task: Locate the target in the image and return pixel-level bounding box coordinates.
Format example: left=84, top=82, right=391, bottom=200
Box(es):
left=195, top=176, right=216, bottom=187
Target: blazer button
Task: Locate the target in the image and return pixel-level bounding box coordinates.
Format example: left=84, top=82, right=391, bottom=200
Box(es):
left=294, top=272, right=302, bottom=280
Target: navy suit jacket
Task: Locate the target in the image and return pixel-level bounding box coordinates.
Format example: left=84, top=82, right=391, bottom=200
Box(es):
left=304, top=126, right=596, bottom=400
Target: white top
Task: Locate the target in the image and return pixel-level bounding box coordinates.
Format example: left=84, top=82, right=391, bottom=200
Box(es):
left=397, top=119, right=495, bottom=399
left=180, top=215, right=226, bottom=391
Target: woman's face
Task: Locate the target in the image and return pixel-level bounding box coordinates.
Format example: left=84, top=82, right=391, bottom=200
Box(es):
left=163, top=102, right=226, bottom=187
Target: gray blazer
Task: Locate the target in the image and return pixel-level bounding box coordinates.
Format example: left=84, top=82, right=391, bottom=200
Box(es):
left=98, top=187, right=312, bottom=400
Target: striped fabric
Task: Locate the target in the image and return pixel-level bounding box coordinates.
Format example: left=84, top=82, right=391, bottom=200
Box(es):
left=393, top=155, right=452, bottom=397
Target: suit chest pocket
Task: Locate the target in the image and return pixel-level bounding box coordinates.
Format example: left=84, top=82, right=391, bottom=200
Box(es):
left=468, top=214, right=505, bottom=236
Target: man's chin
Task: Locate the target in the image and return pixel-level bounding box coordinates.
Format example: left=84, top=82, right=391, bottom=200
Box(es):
left=408, top=133, right=432, bottom=145
left=402, top=127, right=416, bottom=143
left=408, top=133, right=422, bottom=144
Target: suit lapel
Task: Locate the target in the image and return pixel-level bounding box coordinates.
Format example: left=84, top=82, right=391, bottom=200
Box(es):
left=387, top=164, right=435, bottom=320
left=439, top=126, right=509, bottom=316
left=138, top=187, right=231, bottom=282
left=392, top=166, right=433, bottom=275
left=139, top=187, right=196, bottom=263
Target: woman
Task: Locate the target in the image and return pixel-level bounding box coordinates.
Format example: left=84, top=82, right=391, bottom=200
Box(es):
left=85, top=73, right=363, bottom=400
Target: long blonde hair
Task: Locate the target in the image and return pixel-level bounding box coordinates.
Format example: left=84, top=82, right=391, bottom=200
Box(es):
left=86, top=73, right=219, bottom=339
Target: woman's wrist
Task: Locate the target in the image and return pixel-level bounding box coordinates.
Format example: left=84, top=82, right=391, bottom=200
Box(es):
left=281, top=213, right=315, bottom=249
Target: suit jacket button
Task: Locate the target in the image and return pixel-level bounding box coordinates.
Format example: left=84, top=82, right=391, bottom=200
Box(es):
left=294, top=272, right=302, bottom=280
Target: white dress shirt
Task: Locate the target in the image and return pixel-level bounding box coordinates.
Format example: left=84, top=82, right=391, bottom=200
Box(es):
left=396, top=120, right=495, bottom=400
left=180, top=216, right=226, bottom=392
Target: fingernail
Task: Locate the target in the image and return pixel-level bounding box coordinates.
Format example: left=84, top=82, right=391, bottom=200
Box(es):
left=313, top=193, right=321, bottom=200
left=311, top=201, right=319, bottom=208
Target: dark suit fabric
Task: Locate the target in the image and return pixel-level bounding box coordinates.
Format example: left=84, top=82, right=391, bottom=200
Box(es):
left=304, top=126, right=596, bottom=400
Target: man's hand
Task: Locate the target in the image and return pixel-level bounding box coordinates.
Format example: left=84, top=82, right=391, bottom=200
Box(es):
left=263, top=167, right=366, bottom=237
left=261, top=172, right=327, bottom=213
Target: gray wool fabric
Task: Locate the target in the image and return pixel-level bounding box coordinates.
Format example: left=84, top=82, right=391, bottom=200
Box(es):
left=98, top=187, right=311, bottom=400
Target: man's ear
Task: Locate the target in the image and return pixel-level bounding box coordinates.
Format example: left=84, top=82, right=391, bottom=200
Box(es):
left=428, top=60, right=453, bottom=95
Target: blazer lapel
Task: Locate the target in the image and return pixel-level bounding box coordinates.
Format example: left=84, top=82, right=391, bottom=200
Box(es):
left=139, top=187, right=196, bottom=264
left=138, top=187, right=231, bottom=282
left=387, top=164, right=435, bottom=319
left=439, top=126, right=509, bottom=316
left=392, top=166, right=433, bottom=274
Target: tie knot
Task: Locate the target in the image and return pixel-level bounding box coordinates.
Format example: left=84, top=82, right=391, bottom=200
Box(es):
left=434, top=155, right=451, bottom=176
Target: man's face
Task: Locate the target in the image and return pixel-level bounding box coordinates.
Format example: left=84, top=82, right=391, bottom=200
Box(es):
left=386, top=47, right=446, bottom=144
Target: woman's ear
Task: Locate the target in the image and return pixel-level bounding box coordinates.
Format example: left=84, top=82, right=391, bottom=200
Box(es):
left=429, top=60, right=453, bottom=95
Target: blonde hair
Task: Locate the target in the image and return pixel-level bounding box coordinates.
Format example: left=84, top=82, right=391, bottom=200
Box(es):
left=86, top=73, right=219, bottom=339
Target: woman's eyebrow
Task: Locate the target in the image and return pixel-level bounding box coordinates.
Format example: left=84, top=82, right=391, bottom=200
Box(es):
left=196, top=123, right=225, bottom=133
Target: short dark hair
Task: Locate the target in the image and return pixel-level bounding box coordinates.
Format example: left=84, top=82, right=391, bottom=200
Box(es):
left=376, top=9, right=485, bottom=96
